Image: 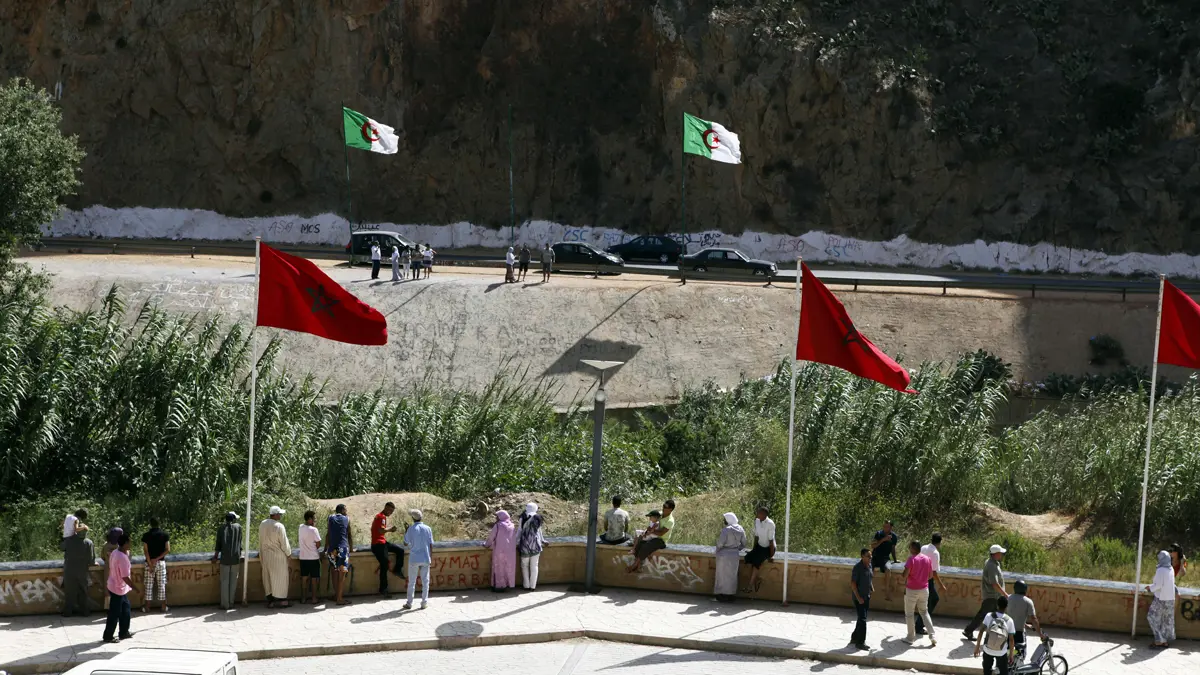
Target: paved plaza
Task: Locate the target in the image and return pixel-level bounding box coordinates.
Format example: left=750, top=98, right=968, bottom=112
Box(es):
left=2, top=586, right=1196, bottom=674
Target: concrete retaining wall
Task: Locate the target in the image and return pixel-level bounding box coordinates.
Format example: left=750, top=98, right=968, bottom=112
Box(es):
left=3, top=540, right=1195, bottom=640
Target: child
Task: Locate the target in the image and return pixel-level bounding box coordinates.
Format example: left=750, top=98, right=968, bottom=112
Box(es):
left=63, top=508, right=89, bottom=540
left=627, top=509, right=666, bottom=573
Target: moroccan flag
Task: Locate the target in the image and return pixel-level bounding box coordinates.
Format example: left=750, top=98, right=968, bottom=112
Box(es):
left=256, top=244, right=388, bottom=346
left=796, top=263, right=914, bottom=394
left=343, top=106, right=398, bottom=154
left=1157, top=280, right=1200, bottom=369
left=682, top=112, right=742, bottom=164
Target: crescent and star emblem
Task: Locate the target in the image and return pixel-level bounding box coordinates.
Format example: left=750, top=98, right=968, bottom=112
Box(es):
left=360, top=122, right=381, bottom=143
left=702, top=129, right=719, bottom=150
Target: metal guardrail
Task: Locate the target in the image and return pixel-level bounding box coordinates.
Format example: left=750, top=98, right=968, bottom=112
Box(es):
left=35, top=237, right=1173, bottom=299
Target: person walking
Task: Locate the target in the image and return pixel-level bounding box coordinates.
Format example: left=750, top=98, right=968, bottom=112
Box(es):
left=518, top=245, right=531, bottom=281
left=61, top=528, right=94, bottom=617
left=964, top=544, right=1007, bottom=639
left=1006, top=580, right=1042, bottom=653
left=870, top=520, right=899, bottom=599
left=599, top=496, right=631, bottom=545
left=401, top=246, right=412, bottom=280
left=422, top=244, right=434, bottom=279
left=102, top=534, right=139, bottom=644
left=518, top=502, right=546, bottom=590
left=298, top=510, right=322, bottom=604
left=1169, top=543, right=1187, bottom=579
left=901, top=540, right=936, bottom=646
left=505, top=247, right=517, bottom=283
left=743, top=506, right=775, bottom=593
left=210, top=512, right=242, bottom=610
left=259, top=506, right=292, bottom=608
left=370, top=240, right=382, bottom=279
left=974, top=595, right=1016, bottom=675
left=370, top=502, right=406, bottom=597
left=1146, top=550, right=1179, bottom=649
left=541, top=243, right=555, bottom=282
left=140, top=518, right=170, bottom=614
left=849, top=547, right=873, bottom=650
left=403, top=509, right=434, bottom=609
left=485, top=510, right=518, bottom=592
left=325, top=504, right=352, bottom=606
left=712, top=513, right=746, bottom=602
left=390, top=245, right=401, bottom=281
left=915, top=532, right=947, bottom=635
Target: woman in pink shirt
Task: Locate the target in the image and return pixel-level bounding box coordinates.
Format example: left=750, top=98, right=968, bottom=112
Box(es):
left=103, top=534, right=141, bottom=643
left=901, top=540, right=936, bottom=647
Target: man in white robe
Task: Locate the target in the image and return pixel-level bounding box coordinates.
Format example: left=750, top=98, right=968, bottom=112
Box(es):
left=259, top=506, right=292, bottom=608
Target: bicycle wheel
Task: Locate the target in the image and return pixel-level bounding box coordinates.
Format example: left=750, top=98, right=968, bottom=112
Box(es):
left=1040, top=655, right=1068, bottom=674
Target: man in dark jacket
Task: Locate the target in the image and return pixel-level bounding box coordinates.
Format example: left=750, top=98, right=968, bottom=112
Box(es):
left=61, top=531, right=95, bottom=616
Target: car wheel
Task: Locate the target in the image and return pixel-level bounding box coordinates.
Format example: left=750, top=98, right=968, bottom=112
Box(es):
left=695, top=265, right=707, bottom=272
left=658, top=254, right=669, bottom=264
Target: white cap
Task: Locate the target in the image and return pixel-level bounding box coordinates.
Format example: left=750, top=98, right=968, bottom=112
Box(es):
left=989, top=544, right=1007, bottom=554
left=269, top=505, right=286, bottom=516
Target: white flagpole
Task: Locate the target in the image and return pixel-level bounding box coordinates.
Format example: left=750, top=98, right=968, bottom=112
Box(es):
left=242, top=237, right=262, bottom=605
left=782, top=256, right=802, bottom=606
left=1130, top=273, right=1165, bottom=635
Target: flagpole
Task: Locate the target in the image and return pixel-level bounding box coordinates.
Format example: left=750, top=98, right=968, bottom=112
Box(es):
left=1130, top=273, right=1165, bottom=635
left=508, top=103, right=516, bottom=248
left=679, top=111, right=688, bottom=285
left=242, top=236, right=261, bottom=605
left=782, top=255, right=802, bottom=606
left=341, top=103, right=354, bottom=262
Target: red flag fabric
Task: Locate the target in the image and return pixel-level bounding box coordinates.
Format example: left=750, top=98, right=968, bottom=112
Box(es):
left=256, top=243, right=388, bottom=346
left=1158, top=280, right=1200, bottom=369
left=796, top=263, right=914, bottom=394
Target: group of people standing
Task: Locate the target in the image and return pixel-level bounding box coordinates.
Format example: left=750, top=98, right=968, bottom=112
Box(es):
left=483, top=503, right=547, bottom=590
left=504, top=244, right=556, bottom=283
left=369, top=241, right=435, bottom=281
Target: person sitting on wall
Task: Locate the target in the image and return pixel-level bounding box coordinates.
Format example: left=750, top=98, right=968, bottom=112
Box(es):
left=599, top=495, right=631, bottom=545
left=626, top=499, right=675, bottom=573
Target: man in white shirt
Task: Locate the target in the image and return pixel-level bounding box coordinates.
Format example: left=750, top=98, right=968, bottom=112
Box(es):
left=743, top=506, right=776, bottom=593
left=974, top=595, right=1016, bottom=675
left=422, top=244, right=434, bottom=279
left=600, top=496, right=631, bottom=545
left=297, top=510, right=322, bottom=604
left=370, top=241, right=382, bottom=279
left=915, top=532, right=948, bottom=635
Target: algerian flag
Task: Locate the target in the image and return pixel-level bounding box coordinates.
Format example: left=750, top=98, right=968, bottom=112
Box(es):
left=682, top=112, right=742, bottom=164
left=343, top=106, right=398, bottom=154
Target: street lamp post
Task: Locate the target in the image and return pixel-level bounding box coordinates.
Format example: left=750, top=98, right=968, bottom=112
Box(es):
left=580, top=359, right=624, bottom=593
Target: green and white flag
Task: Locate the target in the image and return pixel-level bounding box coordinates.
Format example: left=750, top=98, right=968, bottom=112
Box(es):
left=682, top=112, right=742, bottom=164
left=343, top=106, right=398, bottom=154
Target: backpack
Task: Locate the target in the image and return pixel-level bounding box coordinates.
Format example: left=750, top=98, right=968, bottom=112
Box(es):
left=985, top=612, right=1009, bottom=652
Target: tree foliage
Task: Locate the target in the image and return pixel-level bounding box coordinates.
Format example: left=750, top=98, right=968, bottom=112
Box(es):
left=0, top=78, right=85, bottom=270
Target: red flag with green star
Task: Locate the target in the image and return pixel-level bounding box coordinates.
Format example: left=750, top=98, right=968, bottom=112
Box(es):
left=256, top=243, right=387, bottom=345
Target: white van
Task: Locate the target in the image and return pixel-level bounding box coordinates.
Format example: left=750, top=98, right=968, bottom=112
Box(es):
left=60, top=648, right=237, bottom=675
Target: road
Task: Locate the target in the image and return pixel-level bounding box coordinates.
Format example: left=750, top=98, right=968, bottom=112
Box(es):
left=239, top=640, right=899, bottom=675
left=35, top=236, right=1171, bottom=295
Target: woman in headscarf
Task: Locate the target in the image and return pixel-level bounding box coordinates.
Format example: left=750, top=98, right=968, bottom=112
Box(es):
left=517, top=503, right=546, bottom=589
left=505, top=247, right=517, bottom=283
left=712, top=513, right=746, bottom=602
left=390, top=244, right=401, bottom=281
left=1145, top=550, right=1178, bottom=649
left=485, top=510, right=518, bottom=592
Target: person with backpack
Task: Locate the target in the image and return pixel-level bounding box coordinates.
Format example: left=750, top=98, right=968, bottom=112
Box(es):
left=974, top=595, right=1016, bottom=675
left=517, top=502, right=546, bottom=589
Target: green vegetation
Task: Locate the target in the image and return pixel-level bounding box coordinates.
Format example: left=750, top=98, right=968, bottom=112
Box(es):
left=0, top=78, right=85, bottom=273
left=0, top=289, right=1197, bottom=586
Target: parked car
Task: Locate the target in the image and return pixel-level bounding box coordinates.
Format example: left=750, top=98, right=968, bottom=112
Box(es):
left=61, top=648, right=238, bottom=675
left=345, top=230, right=417, bottom=266
left=551, top=242, right=625, bottom=273
left=680, top=248, right=777, bottom=278
left=606, top=235, right=682, bottom=264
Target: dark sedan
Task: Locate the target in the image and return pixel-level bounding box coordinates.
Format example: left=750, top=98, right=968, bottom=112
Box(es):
left=680, top=248, right=778, bottom=278
left=606, top=235, right=682, bottom=264
left=551, top=242, right=625, bottom=274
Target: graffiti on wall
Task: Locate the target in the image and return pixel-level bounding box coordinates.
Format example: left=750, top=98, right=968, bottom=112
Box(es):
left=0, top=577, right=64, bottom=608
left=612, top=553, right=704, bottom=589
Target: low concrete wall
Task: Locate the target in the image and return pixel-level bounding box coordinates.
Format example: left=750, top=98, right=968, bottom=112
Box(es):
left=2, top=540, right=1195, bottom=640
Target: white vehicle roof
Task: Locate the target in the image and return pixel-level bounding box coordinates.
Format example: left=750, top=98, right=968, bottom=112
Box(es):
left=62, top=648, right=236, bottom=675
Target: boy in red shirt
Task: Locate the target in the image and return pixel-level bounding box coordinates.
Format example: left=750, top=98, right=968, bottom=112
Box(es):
left=103, top=534, right=141, bottom=643
left=901, top=540, right=936, bottom=646
left=371, top=502, right=406, bottom=596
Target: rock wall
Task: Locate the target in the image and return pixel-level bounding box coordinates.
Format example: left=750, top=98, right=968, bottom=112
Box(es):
left=3, top=1, right=1199, bottom=255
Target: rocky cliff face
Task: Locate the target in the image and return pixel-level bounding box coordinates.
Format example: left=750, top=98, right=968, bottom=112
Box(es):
left=3, top=0, right=1198, bottom=254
